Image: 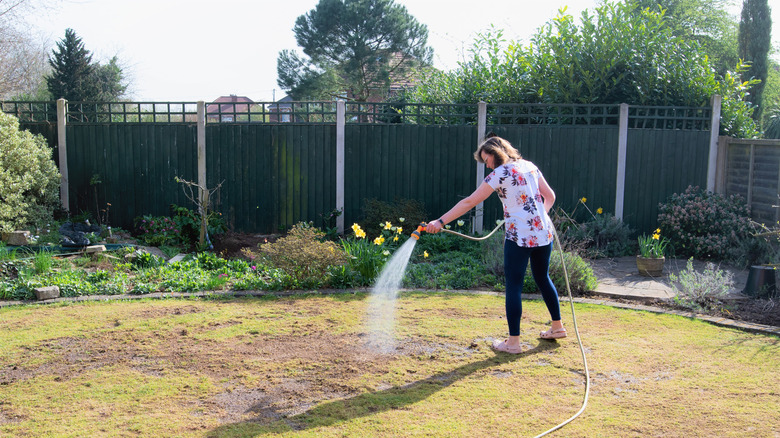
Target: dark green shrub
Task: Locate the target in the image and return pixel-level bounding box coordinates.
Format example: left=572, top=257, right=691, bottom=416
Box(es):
left=523, top=250, right=598, bottom=295
left=657, top=186, right=756, bottom=262
left=562, top=213, right=634, bottom=258
left=362, top=198, right=427, bottom=238
left=170, top=204, right=227, bottom=249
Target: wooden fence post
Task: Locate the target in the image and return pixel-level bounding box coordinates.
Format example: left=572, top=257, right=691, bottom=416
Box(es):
left=336, top=100, right=345, bottom=234
left=197, top=101, right=206, bottom=206
left=615, top=103, right=629, bottom=221
left=56, top=98, right=69, bottom=213
left=707, top=94, right=722, bottom=192
left=474, top=101, right=487, bottom=234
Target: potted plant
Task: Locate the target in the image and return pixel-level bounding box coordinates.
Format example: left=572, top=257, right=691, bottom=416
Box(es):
left=637, top=228, right=668, bottom=276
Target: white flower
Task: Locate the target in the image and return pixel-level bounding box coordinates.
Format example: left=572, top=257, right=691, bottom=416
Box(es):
left=399, top=217, right=405, bottom=222
left=457, top=220, right=465, bottom=227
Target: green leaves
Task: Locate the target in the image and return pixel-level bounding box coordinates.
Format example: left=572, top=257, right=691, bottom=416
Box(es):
left=408, top=0, right=759, bottom=138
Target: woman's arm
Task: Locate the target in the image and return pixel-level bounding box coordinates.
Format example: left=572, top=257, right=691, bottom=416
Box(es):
left=426, top=182, right=494, bottom=233
left=538, top=175, right=556, bottom=212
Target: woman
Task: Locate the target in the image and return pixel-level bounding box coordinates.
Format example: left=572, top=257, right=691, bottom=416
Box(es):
left=425, top=135, right=566, bottom=354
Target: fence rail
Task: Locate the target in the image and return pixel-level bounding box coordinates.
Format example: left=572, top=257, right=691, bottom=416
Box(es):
left=2, top=100, right=712, bottom=129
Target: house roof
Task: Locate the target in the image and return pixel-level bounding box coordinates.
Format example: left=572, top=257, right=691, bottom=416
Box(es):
left=206, top=95, right=255, bottom=114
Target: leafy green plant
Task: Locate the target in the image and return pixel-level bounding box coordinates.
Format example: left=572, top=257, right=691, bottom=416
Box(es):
left=670, top=258, right=734, bottom=312
left=638, top=229, right=669, bottom=258
left=32, top=250, right=55, bottom=275
left=244, top=222, right=350, bottom=286
left=562, top=213, right=634, bottom=258
left=134, top=215, right=181, bottom=247
left=657, top=186, right=756, bottom=262
left=170, top=204, right=226, bottom=250
left=341, top=223, right=388, bottom=286
left=522, top=250, right=598, bottom=295
left=0, top=112, right=61, bottom=232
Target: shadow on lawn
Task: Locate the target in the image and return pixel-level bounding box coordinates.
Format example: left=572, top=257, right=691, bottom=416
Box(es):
left=207, top=341, right=560, bottom=437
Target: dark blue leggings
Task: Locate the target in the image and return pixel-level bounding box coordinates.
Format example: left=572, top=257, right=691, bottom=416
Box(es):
left=504, top=241, right=562, bottom=336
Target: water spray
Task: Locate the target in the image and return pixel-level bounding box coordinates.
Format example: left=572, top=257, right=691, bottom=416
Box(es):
left=410, top=220, right=590, bottom=437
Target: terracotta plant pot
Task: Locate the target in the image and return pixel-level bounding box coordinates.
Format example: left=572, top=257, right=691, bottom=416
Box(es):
left=636, top=255, right=665, bottom=277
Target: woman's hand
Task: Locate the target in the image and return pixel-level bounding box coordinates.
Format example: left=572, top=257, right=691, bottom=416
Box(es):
left=426, top=220, right=443, bottom=234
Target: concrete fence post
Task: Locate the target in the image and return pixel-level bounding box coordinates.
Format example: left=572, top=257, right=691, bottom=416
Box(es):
left=56, top=98, right=69, bottom=213
left=615, top=103, right=629, bottom=221
left=197, top=101, right=206, bottom=205
left=707, top=94, right=722, bottom=192
left=336, top=100, right=345, bottom=234
left=474, top=101, right=487, bottom=234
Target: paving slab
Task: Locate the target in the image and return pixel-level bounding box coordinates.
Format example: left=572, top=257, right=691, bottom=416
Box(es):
left=587, top=256, right=750, bottom=303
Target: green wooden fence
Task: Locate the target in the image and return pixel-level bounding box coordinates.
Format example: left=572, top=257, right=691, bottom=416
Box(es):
left=3, top=100, right=715, bottom=236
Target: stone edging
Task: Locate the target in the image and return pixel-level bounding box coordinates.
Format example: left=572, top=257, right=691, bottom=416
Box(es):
left=1, top=288, right=778, bottom=337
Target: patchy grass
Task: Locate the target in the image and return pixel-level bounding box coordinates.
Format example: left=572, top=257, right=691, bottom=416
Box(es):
left=0, top=293, right=778, bottom=437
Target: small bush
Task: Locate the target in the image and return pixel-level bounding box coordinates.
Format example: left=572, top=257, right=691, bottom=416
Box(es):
left=244, top=222, right=350, bottom=286
left=657, top=186, right=755, bottom=262
left=0, top=112, right=60, bottom=232
left=134, top=215, right=181, bottom=247
left=670, top=258, right=734, bottom=312
left=522, top=250, right=598, bottom=295
left=562, top=213, right=634, bottom=258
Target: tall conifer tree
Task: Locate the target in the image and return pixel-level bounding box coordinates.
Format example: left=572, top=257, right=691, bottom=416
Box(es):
left=46, top=28, right=97, bottom=101
left=738, top=0, right=772, bottom=120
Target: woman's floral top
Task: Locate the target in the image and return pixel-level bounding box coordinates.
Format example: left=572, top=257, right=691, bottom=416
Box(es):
left=484, top=160, right=553, bottom=247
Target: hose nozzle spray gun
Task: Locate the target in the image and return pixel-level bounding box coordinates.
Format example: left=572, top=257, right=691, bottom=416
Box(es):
left=410, top=222, right=427, bottom=240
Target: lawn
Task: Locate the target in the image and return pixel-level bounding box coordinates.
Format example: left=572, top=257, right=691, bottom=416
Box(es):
left=1, top=292, right=778, bottom=437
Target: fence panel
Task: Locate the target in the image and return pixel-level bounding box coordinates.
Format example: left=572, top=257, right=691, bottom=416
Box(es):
left=65, top=124, right=198, bottom=230
left=623, top=129, right=711, bottom=233
left=206, top=124, right=337, bottom=233
left=486, top=125, right=619, bottom=226
left=724, top=139, right=780, bottom=225
left=343, top=124, right=478, bottom=228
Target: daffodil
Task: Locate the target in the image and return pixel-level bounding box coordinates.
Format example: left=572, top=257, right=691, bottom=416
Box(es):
left=423, top=251, right=429, bottom=258
left=393, top=236, right=399, bottom=242
left=373, top=236, right=385, bottom=245
left=383, top=250, right=390, bottom=256
left=396, top=227, right=403, bottom=234
left=457, top=220, right=465, bottom=227
left=399, top=217, right=405, bottom=222
left=597, top=207, right=603, bottom=214
left=655, top=228, right=661, bottom=234
left=652, top=233, right=660, bottom=240
left=351, top=223, right=360, bottom=233
left=445, top=224, right=451, bottom=229
left=580, top=197, right=587, bottom=203
left=356, top=229, right=366, bottom=239
left=383, top=221, right=392, bottom=230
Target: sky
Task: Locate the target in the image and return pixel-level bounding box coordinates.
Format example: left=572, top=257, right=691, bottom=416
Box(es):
left=21, top=0, right=780, bottom=103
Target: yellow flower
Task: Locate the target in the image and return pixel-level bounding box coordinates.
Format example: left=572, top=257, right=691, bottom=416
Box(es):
left=652, top=233, right=660, bottom=240
left=597, top=207, right=603, bottom=214
left=373, top=236, right=385, bottom=245
left=396, top=227, right=403, bottom=234
left=383, top=221, right=392, bottom=230
left=393, top=236, right=399, bottom=242
left=580, top=197, right=587, bottom=203
left=356, top=229, right=366, bottom=239
left=457, top=220, right=465, bottom=227
left=423, top=251, right=429, bottom=258
left=655, top=228, right=661, bottom=234
left=351, top=223, right=361, bottom=233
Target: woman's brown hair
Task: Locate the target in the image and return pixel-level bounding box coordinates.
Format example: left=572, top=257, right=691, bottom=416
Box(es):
left=473, top=134, right=521, bottom=166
